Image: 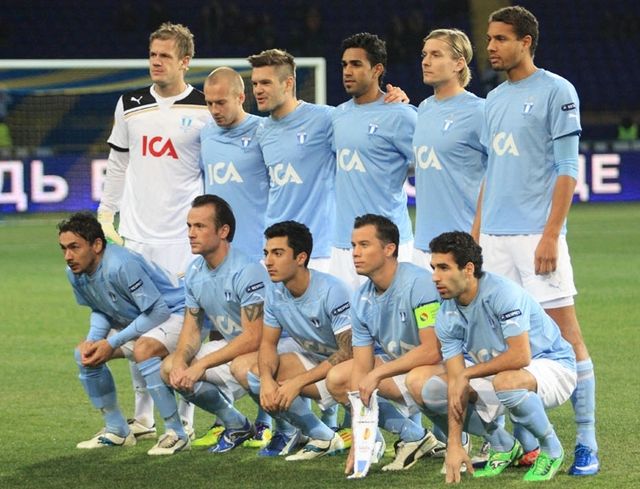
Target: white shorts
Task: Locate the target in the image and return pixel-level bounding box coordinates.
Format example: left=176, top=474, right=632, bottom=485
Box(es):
left=411, top=248, right=433, bottom=271
left=480, top=234, right=577, bottom=307
left=467, top=358, right=577, bottom=422
left=117, top=313, right=184, bottom=360
left=524, top=358, right=577, bottom=409
left=292, top=351, right=337, bottom=410
left=376, top=354, right=420, bottom=416
left=195, top=340, right=246, bottom=402
left=329, top=241, right=415, bottom=291
left=125, top=238, right=195, bottom=278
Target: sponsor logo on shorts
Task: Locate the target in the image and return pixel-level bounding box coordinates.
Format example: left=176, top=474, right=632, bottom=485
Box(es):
left=246, top=282, right=265, bottom=293
left=500, top=309, right=522, bottom=321
left=332, top=302, right=350, bottom=316
left=128, top=279, right=143, bottom=293
left=561, top=102, right=576, bottom=111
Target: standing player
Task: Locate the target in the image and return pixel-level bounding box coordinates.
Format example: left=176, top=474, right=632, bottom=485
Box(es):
left=200, top=67, right=268, bottom=262
left=97, top=22, right=209, bottom=437
left=330, top=33, right=417, bottom=289
left=326, top=214, right=441, bottom=473
left=419, top=231, right=576, bottom=482
left=249, top=48, right=409, bottom=273
left=477, top=6, right=598, bottom=475
left=412, top=28, right=486, bottom=270
left=59, top=212, right=190, bottom=455
left=161, top=195, right=268, bottom=454
left=243, top=221, right=351, bottom=460
left=248, top=49, right=336, bottom=272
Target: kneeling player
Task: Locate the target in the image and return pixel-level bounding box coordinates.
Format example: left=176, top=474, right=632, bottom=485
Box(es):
left=326, top=214, right=442, bottom=473
left=162, top=195, right=267, bottom=454
left=418, top=232, right=576, bottom=483
left=60, top=212, right=188, bottom=454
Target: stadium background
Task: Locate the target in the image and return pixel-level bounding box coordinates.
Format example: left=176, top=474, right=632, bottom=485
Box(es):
left=1, top=2, right=639, bottom=488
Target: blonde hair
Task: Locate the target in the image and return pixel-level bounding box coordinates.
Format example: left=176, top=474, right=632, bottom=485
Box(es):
left=149, top=22, right=195, bottom=59
left=424, top=28, right=473, bottom=87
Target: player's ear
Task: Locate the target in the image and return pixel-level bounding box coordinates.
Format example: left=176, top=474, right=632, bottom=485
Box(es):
left=219, top=223, right=231, bottom=240
left=295, top=250, right=308, bottom=266
left=181, top=56, right=192, bottom=71
left=92, top=238, right=105, bottom=254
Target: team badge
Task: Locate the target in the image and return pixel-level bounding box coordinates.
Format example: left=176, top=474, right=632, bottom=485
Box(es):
left=442, top=118, right=454, bottom=132
left=224, top=291, right=232, bottom=301
left=368, top=123, right=379, bottom=134
left=522, top=99, right=534, bottom=115
left=399, top=311, right=407, bottom=322
left=109, top=291, right=117, bottom=302
left=241, top=136, right=251, bottom=148
left=297, top=131, right=307, bottom=144
left=310, top=318, right=321, bottom=328
left=180, top=116, right=193, bottom=132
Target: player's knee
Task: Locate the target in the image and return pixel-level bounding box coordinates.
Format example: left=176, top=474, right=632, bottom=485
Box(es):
left=325, top=363, right=348, bottom=398
left=229, top=354, right=252, bottom=384
left=422, top=375, right=448, bottom=414
left=492, top=371, right=523, bottom=392
left=160, top=354, right=173, bottom=383
left=73, top=347, right=82, bottom=366
left=133, top=337, right=168, bottom=362
left=405, top=368, right=426, bottom=406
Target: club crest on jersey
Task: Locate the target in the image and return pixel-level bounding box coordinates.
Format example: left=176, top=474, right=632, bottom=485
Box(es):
left=442, top=118, right=454, bottom=132
left=368, top=123, right=379, bottom=135
left=310, top=318, right=321, bottom=328
left=181, top=116, right=193, bottom=132
left=109, top=291, right=117, bottom=302
left=522, top=100, right=534, bottom=115
left=399, top=311, right=407, bottom=322
left=241, top=136, right=251, bottom=148
left=297, top=131, right=307, bottom=144
left=224, top=291, right=232, bottom=301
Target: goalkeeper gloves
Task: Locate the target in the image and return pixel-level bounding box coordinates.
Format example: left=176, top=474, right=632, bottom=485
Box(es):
left=97, top=210, right=124, bottom=245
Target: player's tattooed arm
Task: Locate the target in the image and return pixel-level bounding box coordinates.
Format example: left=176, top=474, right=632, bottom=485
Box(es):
left=181, top=306, right=204, bottom=359
left=327, top=329, right=353, bottom=366
left=243, top=302, right=264, bottom=322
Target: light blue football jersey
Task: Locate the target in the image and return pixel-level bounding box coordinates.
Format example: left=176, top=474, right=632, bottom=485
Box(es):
left=332, top=97, right=416, bottom=248
left=413, top=91, right=486, bottom=251
left=435, top=272, right=575, bottom=370
left=481, top=69, right=581, bottom=235
left=264, top=270, right=351, bottom=363
left=256, top=102, right=336, bottom=259
left=67, top=244, right=185, bottom=345
left=351, top=262, right=440, bottom=359
left=185, top=246, right=268, bottom=341
left=200, top=114, right=268, bottom=262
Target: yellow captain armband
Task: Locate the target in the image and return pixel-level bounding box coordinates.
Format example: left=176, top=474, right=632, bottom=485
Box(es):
left=414, top=301, right=440, bottom=329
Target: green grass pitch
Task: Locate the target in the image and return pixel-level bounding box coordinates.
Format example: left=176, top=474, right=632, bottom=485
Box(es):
left=0, top=202, right=638, bottom=488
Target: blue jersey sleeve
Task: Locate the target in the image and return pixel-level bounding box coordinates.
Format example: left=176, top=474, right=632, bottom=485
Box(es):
left=435, top=307, right=464, bottom=360
left=392, top=105, right=418, bottom=167
left=235, top=263, right=268, bottom=308
left=87, top=311, right=112, bottom=341
left=491, top=286, right=532, bottom=340
left=325, top=279, right=352, bottom=336
left=263, top=284, right=280, bottom=329
left=548, top=78, right=581, bottom=140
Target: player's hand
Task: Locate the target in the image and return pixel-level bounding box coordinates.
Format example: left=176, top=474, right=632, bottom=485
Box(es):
left=168, top=363, right=189, bottom=390
left=384, top=83, right=410, bottom=104
left=178, top=363, right=205, bottom=392
left=82, top=339, right=113, bottom=366
left=275, top=378, right=303, bottom=411
left=444, top=444, right=474, bottom=483
left=260, top=377, right=280, bottom=412
left=534, top=234, right=559, bottom=275
left=358, top=371, right=380, bottom=407
left=344, top=444, right=356, bottom=475
left=97, top=210, right=124, bottom=246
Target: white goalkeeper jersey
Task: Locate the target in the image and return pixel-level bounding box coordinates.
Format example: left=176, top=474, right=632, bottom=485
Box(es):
left=103, top=84, right=209, bottom=244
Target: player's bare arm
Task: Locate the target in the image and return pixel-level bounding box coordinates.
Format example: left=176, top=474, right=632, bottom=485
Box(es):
left=257, top=324, right=282, bottom=412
